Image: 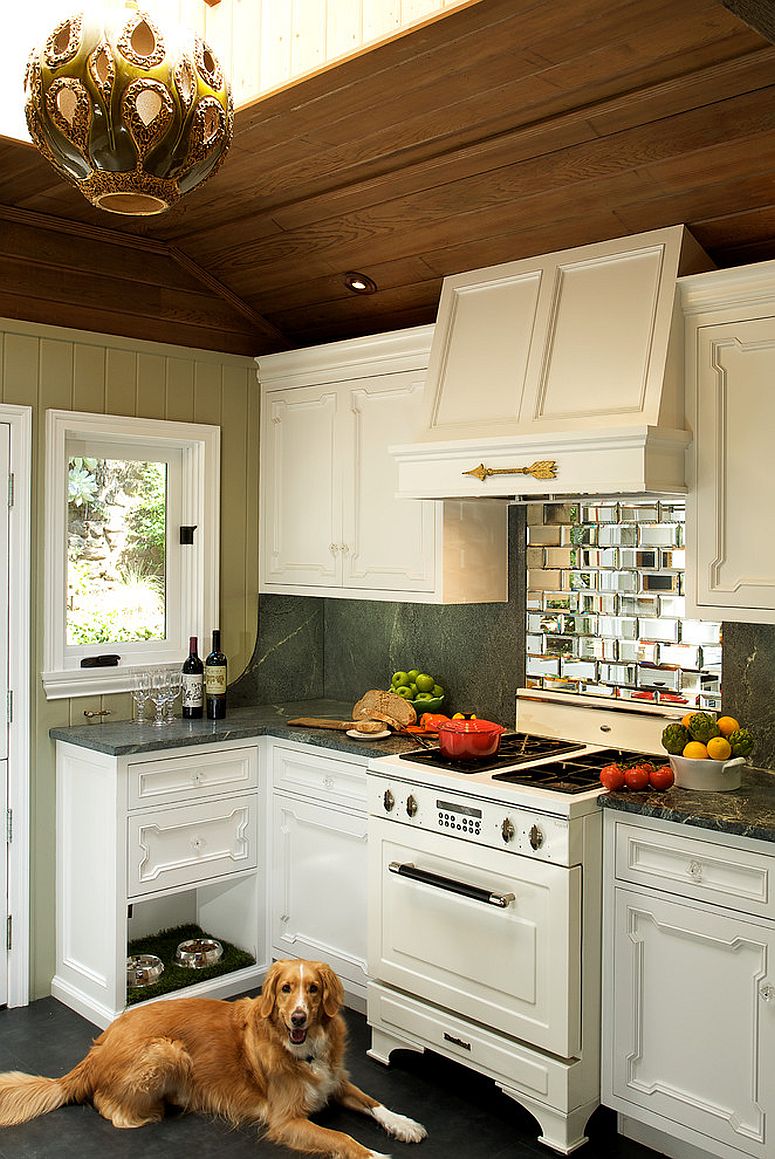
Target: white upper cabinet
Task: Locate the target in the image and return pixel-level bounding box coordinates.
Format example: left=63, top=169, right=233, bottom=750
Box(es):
left=258, top=327, right=508, bottom=603
left=681, top=263, right=775, bottom=624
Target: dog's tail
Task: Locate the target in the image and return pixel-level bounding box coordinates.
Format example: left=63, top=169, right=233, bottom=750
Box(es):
left=0, top=1058, right=91, bottom=1126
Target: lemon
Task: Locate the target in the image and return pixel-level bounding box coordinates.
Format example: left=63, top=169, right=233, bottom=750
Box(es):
left=415, top=673, right=435, bottom=693
left=717, top=716, right=740, bottom=738
left=707, top=736, right=732, bottom=761
left=452, top=712, right=465, bottom=719
left=683, top=741, right=709, bottom=759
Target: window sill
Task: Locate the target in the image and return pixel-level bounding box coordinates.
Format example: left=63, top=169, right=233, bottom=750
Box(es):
left=42, top=666, right=147, bottom=700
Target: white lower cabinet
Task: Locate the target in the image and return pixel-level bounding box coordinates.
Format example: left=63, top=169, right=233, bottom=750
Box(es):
left=267, top=741, right=369, bottom=1009
left=53, top=739, right=267, bottom=1028
left=603, top=811, right=775, bottom=1159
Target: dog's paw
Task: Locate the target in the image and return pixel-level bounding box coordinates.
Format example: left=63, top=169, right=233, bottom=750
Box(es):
left=367, top=1151, right=393, bottom=1159
left=372, top=1105, right=428, bottom=1143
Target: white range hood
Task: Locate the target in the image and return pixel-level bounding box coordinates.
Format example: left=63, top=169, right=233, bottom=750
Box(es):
left=392, top=225, right=712, bottom=500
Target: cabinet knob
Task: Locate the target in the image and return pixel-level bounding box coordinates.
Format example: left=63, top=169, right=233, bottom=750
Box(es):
left=323, top=776, right=334, bottom=791
left=190, top=836, right=204, bottom=852
left=329, top=543, right=338, bottom=554
left=688, top=860, right=703, bottom=881
left=760, top=984, right=775, bottom=1003
left=340, top=543, right=350, bottom=555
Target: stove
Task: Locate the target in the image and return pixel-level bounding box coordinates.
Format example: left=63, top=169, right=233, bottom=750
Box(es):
left=365, top=691, right=678, bottom=1156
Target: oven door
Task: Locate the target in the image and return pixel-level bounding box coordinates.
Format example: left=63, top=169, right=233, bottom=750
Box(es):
left=368, top=818, right=581, bottom=1058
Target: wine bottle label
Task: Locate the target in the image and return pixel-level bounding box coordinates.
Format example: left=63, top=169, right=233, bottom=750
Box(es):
left=182, top=673, right=204, bottom=708
left=205, top=665, right=227, bottom=695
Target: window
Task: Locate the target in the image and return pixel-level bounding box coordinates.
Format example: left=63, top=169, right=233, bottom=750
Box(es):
left=44, top=410, right=219, bottom=698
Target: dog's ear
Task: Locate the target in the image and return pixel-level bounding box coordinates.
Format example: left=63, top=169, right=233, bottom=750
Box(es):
left=319, top=963, right=344, bottom=1018
left=257, top=962, right=281, bottom=1018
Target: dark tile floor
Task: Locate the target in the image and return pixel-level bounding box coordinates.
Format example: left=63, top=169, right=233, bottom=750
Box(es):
left=0, top=995, right=661, bottom=1159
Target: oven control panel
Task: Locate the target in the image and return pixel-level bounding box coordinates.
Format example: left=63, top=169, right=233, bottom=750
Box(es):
left=367, top=775, right=572, bottom=865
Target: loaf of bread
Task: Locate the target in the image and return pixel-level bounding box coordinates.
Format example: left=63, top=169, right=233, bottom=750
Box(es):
left=352, top=689, right=416, bottom=730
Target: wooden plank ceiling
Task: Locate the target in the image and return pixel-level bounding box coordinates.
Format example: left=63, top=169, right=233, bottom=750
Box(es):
left=2, top=0, right=775, bottom=356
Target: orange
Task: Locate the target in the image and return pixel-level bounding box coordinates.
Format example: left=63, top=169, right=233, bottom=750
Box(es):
left=681, top=713, right=694, bottom=728
left=683, top=741, right=709, bottom=759
left=707, top=736, right=732, bottom=761
left=716, top=716, right=740, bottom=738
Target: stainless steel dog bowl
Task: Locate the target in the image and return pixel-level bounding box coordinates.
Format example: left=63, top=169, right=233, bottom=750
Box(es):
left=174, top=937, right=223, bottom=969
left=126, top=953, right=164, bottom=988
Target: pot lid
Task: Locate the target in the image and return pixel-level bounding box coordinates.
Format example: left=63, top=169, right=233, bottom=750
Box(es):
left=438, top=718, right=505, bottom=734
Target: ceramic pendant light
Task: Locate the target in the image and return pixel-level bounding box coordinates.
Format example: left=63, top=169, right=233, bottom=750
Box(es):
left=24, top=1, right=233, bottom=215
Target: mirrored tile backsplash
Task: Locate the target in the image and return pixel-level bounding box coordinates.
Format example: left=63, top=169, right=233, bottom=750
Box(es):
left=525, top=500, right=722, bottom=709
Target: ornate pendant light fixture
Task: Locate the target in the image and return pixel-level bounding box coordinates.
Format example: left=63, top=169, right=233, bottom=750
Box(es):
left=24, top=1, right=233, bottom=216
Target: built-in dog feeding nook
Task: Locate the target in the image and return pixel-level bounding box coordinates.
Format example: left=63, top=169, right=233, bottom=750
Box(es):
left=126, top=924, right=254, bottom=1004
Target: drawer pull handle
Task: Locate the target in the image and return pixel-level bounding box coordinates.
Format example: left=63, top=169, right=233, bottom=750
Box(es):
left=443, top=1032, right=471, bottom=1051
left=761, top=985, right=775, bottom=1003
left=388, top=861, right=515, bottom=909
left=688, top=860, right=703, bottom=881
left=190, top=836, right=204, bottom=852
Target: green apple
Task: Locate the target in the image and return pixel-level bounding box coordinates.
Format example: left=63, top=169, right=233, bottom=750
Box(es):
left=392, top=671, right=409, bottom=687
left=415, top=673, right=435, bottom=693
left=407, top=669, right=420, bottom=681
left=409, top=683, right=419, bottom=698
left=395, top=685, right=413, bottom=699
left=432, top=684, right=444, bottom=698
left=415, top=692, right=434, bottom=702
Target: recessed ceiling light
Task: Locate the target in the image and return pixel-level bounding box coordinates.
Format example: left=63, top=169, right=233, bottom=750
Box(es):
left=344, top=271, right=377, bottom=294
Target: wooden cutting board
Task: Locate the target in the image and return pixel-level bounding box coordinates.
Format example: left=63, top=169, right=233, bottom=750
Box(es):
left=286, top=717, right=361, bottom=731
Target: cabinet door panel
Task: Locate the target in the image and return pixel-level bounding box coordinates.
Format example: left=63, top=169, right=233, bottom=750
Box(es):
left=611, top=887, right=775, bottom=1157
left=271, top=795, right=367, bottom=985
left=261, top=386, right=342, bottom=587
left=690, top=317, right=775, bottom=620
left=342, top=372, right=436, bottom=592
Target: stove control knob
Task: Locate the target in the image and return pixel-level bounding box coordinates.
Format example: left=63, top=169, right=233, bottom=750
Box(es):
left=501, top=818, right=515, bottom=843
left=383, top=789, right=395, bottom=813
left=406, top=794, right=418, bottom=818
left=529, top=824, right=545, bottom=851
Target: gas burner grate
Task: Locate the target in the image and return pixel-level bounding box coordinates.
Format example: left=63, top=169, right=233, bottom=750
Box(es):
left=492, top=748, right=638, bottom=793
left=397, top=732, right=585, bottom=774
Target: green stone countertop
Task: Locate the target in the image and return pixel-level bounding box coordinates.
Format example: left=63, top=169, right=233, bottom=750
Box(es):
left=49, top=699, right=425, bottom=759
left=598, top=766, right=775, bottom=843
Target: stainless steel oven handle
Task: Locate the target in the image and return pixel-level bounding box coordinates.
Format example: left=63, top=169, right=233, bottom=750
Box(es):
left=388, top=861, right=515, bottom=908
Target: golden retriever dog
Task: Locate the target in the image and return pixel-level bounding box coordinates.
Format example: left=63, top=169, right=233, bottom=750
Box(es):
left=0, top=958, right=426, bottom=1158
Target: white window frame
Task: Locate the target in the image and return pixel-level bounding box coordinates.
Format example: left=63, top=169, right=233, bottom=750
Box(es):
left=43, top=410, right=220, bottom=699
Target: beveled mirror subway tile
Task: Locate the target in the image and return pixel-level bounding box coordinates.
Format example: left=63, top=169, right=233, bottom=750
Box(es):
left=526, top=656, right=561, bottom=677
left=581, top=502, right=619, bottom=523
left=563, top=613, right=598, bottom=635
left=700, top=645, right=722, bottom=667
left=659, top=501, right=686, bottom=523
left=575, top=547, right=620, bottom=568
left=638, top=617, right=680, bottom=643
left=598, top=524, right=638, bottom=547
left=526, top=590, right=543, bottom=610
left=561, top=658, right=598, bottom=681
left=640, top=573, right=680, bottom=593
left=544, top=502, right=579, bottom=525
left=618, top=687, right=656, bottom=702
left=526, top=633, right=545, bottom=654
left=544, top=547, right=575, bottom=569
left=542, top=677, right=580, bottom=694
left=544, top=592, right=579, bottom=612
left=526, top=504, right=544, bottom=526
left=577, top=636, right=617, bottom=661
left=658, top=643, right=701, bottom=668
left=527, top=525, right=562, bottom=546
left=598, top=570, right=638, bottom=593
left=579, top=592, right=618, bottom=614
left=569, top=524, right=597, bottom=545
left=659, top=594, right=686, bottom=618
left=638, top=523, right=684, bottom=547
left=619, top=594, right=659, bottom=617
left=568, top=571, right=596, bottom=590
left=578, top=680, right=617, bottom=697
left=681, top=620, right=722, bottom=646
left=527, top=612, right=562, bottom=633
left=599, top=662, right=638, bottom=686
left=619, top=548, right=658, bottom=569
left=528, top=568, right=564, bottom=591
left=598, top=616, right=638, bottom=639
left=545, top=635, right=577, bottom=657
left=618, top=640, right=660, bottom=664
left=526, top=547, right=546, bottom=569
left=619, top=502, right=660, bottom=522
left=660, top=548, right=686, bottom=569
left=525, top=676, right=543, bottom=689
left=637, top=666, right=682, bottom=692
left=700, top=691, right=722, bottom=710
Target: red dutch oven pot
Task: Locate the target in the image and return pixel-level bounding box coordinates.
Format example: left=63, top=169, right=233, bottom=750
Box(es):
left=437, top=718, right=506, bottom=760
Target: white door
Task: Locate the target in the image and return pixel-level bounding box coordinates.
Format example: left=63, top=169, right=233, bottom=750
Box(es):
left=342, top=372, right=436, bottom=593
left=260, top=385, right=342, bottom=588
left=0, top=423, right=9, bottom=1006
left=611, top=887, right=775, bottom=1158
left=368, top=820, right=582, bottom=1057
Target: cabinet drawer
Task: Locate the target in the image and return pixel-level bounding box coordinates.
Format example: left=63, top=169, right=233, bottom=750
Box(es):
left=271, top=744, right=366, bottom=809
left=128, top=747, right=258, bottom=810
left=614, top=821, right=775, bottom=919
left=128, top=795, right=257, bottom=897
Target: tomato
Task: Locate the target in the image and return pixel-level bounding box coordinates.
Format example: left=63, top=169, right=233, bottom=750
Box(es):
left=599, top=763, right=626, bottom=791
left=648, top=764, right=675, bottom=791
left=623, top=765, right=650, bottom=792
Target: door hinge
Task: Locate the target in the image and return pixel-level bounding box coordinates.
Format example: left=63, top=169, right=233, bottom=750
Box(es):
left=6, top=473, right=13, bottom=509
left=5, top=809, right=11, bottom=844
left=6, top=916, right=11, bottom=952
left=6, top=690, right=12, bottom=725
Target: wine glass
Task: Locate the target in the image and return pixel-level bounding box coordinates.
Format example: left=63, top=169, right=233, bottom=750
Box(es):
left=150, top=668, right=171, bottom=728
left=131, top=670, right=151, bottom=725
left=165, top=669, right=182, bottom=723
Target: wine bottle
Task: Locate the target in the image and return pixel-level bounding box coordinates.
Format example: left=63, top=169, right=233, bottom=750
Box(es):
left=181, top=636, right=204, bottom=719
left=205, top=629, right=227, bottom=720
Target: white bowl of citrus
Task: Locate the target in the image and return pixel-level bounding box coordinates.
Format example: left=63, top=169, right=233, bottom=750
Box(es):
left=661, top=713, right=752, bottom=792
